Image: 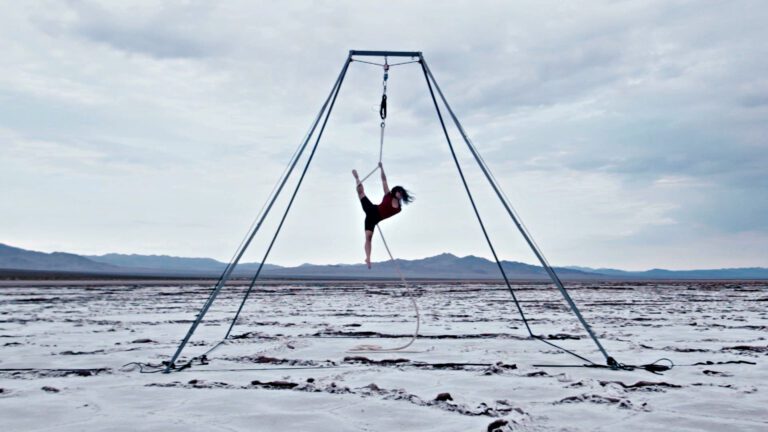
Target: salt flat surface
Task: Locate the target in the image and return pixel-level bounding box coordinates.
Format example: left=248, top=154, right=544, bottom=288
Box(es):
left=0, top=281, right=766, bottom=431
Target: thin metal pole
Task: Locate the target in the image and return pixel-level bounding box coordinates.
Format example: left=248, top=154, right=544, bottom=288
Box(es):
left=418, top=59, right=535, bottom=337
left=225, top=56, right=353, bottom=338
left=421, top=58, right=615, bottom=366
left=350, top=50, right=422, bottom=58
left=164, top=56, right=351, bottom=372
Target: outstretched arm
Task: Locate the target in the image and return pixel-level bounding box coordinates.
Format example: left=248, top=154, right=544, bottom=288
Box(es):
left=379, top=162, right=390, bottom=194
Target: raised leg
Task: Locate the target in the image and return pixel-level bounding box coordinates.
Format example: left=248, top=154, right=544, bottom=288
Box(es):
left=352, top=169, right=365, bottom=199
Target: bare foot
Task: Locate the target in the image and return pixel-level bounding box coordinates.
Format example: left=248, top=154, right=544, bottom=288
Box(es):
left=365, top=258, right=371, bottom=269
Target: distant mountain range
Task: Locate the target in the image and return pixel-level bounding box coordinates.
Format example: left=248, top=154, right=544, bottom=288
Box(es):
left=86, top=252, right=283, bottom=274
left=1, top=243, right=766, bottom=280
left=564, top=265, right=768, bottom=280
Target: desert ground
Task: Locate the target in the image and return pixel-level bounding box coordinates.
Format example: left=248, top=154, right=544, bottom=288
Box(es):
left=0, top=280, right=765, bottom=431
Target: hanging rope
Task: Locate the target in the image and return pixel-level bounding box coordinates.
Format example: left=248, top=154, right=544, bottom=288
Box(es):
left=349, top=224, right=421, bottom=352
left=351, top=58, right=421, bottom=352
left=359, top=60, right=389, bottom=183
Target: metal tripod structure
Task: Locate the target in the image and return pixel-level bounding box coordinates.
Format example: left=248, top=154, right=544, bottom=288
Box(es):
left=165, top=50, right=618, bottom=373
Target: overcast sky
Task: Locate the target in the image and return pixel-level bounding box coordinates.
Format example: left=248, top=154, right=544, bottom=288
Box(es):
left=1, top=1, right=766, bottom=270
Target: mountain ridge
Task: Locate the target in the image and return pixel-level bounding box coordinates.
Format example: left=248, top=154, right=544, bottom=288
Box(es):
left=1, top=243, right=766, bottom=280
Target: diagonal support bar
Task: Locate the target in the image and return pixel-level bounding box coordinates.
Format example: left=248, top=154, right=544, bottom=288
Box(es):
left=418, top=59, right=535, bottom=338
left=164, top=54, right=353, bottom=372
left=225, top=56, right=353, bottom=338
left=420, top=57, right=615, bottom=366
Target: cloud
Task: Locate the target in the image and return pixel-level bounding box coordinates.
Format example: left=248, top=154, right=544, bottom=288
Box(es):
left=32, top=1, right=225, bottom=59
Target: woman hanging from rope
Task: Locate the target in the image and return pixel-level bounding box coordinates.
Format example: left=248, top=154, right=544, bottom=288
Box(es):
left=352, top=162, right=412, bottom=268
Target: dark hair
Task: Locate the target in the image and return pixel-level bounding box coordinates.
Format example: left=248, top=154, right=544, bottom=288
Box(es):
left=391, top=186, right=413, bottom=205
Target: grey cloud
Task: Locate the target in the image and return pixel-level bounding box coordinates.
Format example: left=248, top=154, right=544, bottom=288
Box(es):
left=739, top=92, right=768, bottom=108
left=76, top=22, right=217, bottom=59
left=676, top=186, right=768, bottom=232
left=55, top=1, right=224, bottom=59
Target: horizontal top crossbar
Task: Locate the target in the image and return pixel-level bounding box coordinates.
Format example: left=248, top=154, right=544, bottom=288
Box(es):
left=350, top=50, right=422, bottom=58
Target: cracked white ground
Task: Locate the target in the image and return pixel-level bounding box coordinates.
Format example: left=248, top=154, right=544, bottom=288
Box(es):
left=0, top=281, right=765, bottom=431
